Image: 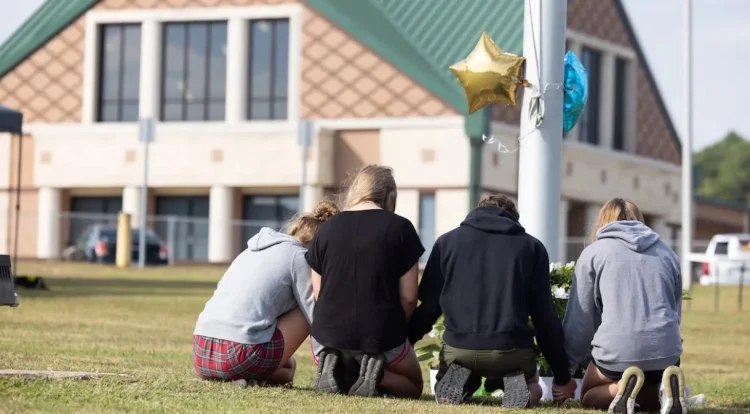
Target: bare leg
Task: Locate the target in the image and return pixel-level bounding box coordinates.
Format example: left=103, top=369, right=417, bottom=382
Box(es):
left=580, top=362, right=618, bottom=409
left=526, top=374, right=543, bottom=407
left=264, top=307, right=309, bottom=385
left=266, top=357, right=297, bottom=386
left=377, top=346, right=423, bottom=399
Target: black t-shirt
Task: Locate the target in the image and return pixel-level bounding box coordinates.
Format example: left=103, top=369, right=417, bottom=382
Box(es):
left=305, top=209, right=424, bottom=354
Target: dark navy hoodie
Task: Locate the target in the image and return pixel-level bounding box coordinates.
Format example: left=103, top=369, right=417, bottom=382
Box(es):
left=408, top=207, right=571, bottom=384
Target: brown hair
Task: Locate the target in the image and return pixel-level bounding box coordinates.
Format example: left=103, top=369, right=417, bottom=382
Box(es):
left=591, top=198, right=645, bottom=242
left=343, top=165, right=397, bottom=212
left=288, top=200, right=340, bottom=245
left=478, top=194, right=519, bottom=220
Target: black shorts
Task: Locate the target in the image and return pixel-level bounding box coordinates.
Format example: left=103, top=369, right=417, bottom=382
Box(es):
left=593, top=359, right=681, bottom=385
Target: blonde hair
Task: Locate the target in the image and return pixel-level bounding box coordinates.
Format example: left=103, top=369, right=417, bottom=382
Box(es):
left=591, top=198, right=645, bottom=242
left=343, top=165, right=397, bottom=212
left=288, top=200, right=340, bottom=245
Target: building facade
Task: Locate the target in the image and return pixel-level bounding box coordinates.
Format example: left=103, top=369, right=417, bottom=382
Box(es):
left=0, top=0, right=744, bottom=264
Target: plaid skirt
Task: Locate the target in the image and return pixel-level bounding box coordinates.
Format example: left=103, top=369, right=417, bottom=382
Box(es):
left=193, top=330, right=285, bottom=381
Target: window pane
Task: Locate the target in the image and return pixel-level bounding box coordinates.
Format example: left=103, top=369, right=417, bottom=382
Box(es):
left=100, top=25, right=122, bottom=101
left=186, top=23, right=208, bottom=101
left=418, top=194, right=436, bottom=262
left=250, top=101, right=271, bottom=120
left=272, top=100, right=287, bottom=120
left=121, top=102, right=139, bottom=122
left=250, top=21, right=273, bottom=100
left=163, top=24, right=186, bottom=100
left=613, top=58, right=627, bottom=151
left=99, top=103, right=119, bottom=122
left=208, top=22, right=227, bottom=100
left=208, top=102, right=225, bottom=121
left=121, top=25, right=141, bottom=100
left=162, top=103, right=183, bottom=121
left=245, top=196, right=279, bottom=222
left=186, top=102, right=206, bottom=121
left=278, top=196, right=299, bottom=220
left=579, top=47, right=601, bottom=145
left=273, top=20, right=289, bottom=99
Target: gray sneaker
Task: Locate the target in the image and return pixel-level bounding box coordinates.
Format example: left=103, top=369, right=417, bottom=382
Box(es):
left=314, top=350, right=344, bottom=394
left=660, top=366, right=687, bottom=414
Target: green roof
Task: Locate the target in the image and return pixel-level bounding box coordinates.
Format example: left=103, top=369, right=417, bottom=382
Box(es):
left=307, top=0, right=523, bottom=115
left=0, top=0, right=98, bottom=78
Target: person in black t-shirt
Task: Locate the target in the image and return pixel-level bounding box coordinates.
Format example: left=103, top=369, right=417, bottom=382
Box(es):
left=306, top=165, right=425, bottom=399
left=408, top=194, right=577, bottom=407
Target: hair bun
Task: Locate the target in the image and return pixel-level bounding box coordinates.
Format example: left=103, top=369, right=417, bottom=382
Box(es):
left=312, top=200, right=340, bottom=221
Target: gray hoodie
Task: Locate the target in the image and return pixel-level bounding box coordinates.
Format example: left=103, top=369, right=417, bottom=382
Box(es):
left=563, top=220, right=682, bottom=372
left=193, top=227, right=315, bottom=345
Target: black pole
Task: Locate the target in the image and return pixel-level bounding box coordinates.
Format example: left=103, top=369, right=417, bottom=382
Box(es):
left=12, top=133, right=21, bottom=277
left=739, top=263, right=744, bottom=312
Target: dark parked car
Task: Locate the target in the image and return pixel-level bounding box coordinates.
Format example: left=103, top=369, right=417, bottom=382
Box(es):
left=68, top=225, right=169, bottom=265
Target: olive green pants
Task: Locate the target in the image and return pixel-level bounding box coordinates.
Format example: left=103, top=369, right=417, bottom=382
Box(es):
left=438, top=345, right=538, bottom=392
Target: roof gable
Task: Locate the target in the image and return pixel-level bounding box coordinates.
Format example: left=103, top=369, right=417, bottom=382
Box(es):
left=0, top=0, right=98, bottom=79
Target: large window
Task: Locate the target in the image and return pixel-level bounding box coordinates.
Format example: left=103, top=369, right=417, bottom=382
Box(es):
left=97, top=24, right=141, bottom=122
left=242, top=195, right=298, bottom=243
left=579, top=46, right=601, bottom=145
left=248, top=19, right=289, bottom=120
left=612, top=57, right=628, bottom=151
left=161, top=21, right=227, bottom=121
left=418, top=193, right=436, bottom=263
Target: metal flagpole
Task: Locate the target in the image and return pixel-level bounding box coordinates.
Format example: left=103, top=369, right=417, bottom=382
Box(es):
left=298, top=119, right=310, bottom=214
left=138, top=117, right=154, bottom=269
left=681, top=0, right=694, bottom=291
left=517, top=0, right=567, bottom=262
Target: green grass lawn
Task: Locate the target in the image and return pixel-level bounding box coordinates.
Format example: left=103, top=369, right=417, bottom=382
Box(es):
left=1, top=262, right=749, bottom=413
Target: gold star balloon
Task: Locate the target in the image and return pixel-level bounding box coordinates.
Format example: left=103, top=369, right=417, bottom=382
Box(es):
left=450, top=32, right=526, bottom=114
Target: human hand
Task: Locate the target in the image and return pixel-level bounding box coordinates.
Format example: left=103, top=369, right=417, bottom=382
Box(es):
left=552, top=379, right=577, bottom=402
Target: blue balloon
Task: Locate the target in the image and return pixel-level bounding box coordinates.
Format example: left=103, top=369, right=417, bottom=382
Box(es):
left=563, top=51, right=588, bottom=134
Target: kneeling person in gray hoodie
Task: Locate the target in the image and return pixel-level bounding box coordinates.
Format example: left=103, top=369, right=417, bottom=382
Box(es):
left=193, top=201, right=338, bottom=386
left=563, top=198, right=686, bottom=414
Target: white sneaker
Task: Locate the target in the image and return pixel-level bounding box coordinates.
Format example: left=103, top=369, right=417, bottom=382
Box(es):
left=608, top=366, right=645, bottom=414
left=659, top=366, right=687, bottom=414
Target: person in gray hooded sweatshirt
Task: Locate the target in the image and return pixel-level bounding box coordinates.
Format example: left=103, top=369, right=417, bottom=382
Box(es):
left=193, top=200, right=339, bottom=386
left=561, top=198, right=686, bottom=414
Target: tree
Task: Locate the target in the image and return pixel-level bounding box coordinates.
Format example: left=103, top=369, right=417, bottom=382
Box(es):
left=694, top=131, right=750, bottom=204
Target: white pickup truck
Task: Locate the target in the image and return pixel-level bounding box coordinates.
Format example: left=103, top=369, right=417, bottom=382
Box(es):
left=695, top=234, right=750, bottom=286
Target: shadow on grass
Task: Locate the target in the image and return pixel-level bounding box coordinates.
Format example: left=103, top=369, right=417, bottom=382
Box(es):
left=15, top=277, right=217, bottom=298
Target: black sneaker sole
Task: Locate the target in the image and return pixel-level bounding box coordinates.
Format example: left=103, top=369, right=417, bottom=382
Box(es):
left=348, top=355, right=385, bottom=398
left=435, top=364, right=471, bottom=405
left=502, top=370, right=531, bottom=409
left=609, top=366, right=645, bottom=414
left=661, top=366, right=687, bottom=414
left=314, top=350, right=343, bottom=394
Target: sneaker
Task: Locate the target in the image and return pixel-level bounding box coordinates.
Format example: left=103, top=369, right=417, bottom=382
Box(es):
left=501, top=370, right=531, bottom=409
left=314, top=349, right=343, bottom=394
left=348, top=354, right=385, bottom=398
left=608, top=366, right=645, bottom=414
left=660, top=366, right=687, bottom=414
left=435, top=364, right=472, bottom=405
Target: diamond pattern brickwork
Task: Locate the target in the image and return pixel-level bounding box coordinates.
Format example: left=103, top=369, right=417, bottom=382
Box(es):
left=0, top=0, right=455, bottom=124
left=0, top=19, right=85, bottom=123
left=493, top=0, right=680, bottom=165
left=300, top=7, right=455, bottom=118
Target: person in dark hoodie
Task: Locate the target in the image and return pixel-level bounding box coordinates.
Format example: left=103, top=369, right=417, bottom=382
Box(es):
left=408, top=194, right=576, bottom=408
left=562, top=198, right=685, bottom=414
left=192, top=200, right=339, bottom=386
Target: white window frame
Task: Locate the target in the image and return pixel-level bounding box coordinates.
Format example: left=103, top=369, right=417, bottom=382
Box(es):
left=566, top=30, right=637, bottom=154
left=82, top=5, right=302, bottom=131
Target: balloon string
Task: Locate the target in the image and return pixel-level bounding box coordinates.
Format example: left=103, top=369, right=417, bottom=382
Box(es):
left=483, top=82, right=564, bottom=154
